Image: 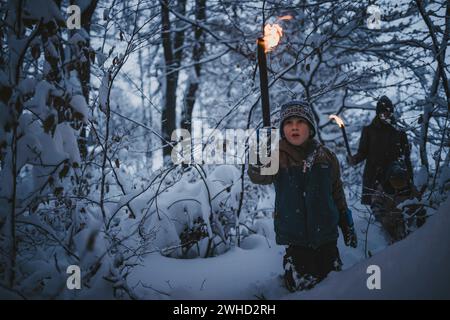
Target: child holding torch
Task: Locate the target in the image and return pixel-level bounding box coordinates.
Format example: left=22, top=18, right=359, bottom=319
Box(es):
left=248, top=100, right=357, bottom=292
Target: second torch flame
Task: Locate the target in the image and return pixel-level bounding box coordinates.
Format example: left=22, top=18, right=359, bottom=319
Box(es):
left=329, top=114, right=345, bottom=128
left=329, top=114, right=352, bottom=157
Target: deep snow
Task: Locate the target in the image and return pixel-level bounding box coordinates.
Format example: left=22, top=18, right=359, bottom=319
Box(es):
left=125, top=196, right=449, bottom=300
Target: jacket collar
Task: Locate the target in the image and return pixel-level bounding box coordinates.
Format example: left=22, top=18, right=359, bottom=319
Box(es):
left=372, top=116, right=395, bottom=130
left=279, top=138, right=318, bottom=164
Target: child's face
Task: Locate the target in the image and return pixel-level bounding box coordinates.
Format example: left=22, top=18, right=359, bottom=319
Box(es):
left=283, top=117, right=310, bottom=146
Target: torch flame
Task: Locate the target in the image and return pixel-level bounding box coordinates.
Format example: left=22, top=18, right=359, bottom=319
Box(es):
left=329, top=115, right=345, bottom=128
left=263, top=23, right=283, bottom=53
left=277, top=15, right=293, bottom=21
left=260, top=15, right=292, bottom=53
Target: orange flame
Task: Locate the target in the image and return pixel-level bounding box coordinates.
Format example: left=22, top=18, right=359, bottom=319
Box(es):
left=329, top=115, right=345, bottom=128
left=277, top=15, right=293, bottom=21
left=263, top=23, right=283, bottom=52
left=260, top=15, right=292, bottom=53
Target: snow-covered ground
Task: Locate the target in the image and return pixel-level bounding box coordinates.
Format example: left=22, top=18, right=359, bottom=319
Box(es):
left=2, top=176, right=445, bottom=300
left=125, top=198, right=388, bottom=299
left=126, top=196, right=449, bottom=300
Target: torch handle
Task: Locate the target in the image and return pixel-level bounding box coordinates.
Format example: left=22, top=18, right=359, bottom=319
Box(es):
left=341, top=126, right=352, bottom=157
left=257, top=38, right=271, bottom=127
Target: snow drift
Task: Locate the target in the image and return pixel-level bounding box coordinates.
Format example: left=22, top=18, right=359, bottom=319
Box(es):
left=289, top=197, right=450, bottom=299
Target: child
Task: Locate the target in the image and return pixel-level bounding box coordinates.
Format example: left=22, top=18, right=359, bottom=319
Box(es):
left=248, top=100, right=357, bottom=291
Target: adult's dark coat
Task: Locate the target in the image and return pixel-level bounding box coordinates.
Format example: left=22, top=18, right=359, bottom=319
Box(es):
left=353, top=117, right=413, bottom=205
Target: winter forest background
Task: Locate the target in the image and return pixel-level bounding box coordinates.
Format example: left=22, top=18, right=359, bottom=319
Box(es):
left=0, top=0, right=449, bottom=299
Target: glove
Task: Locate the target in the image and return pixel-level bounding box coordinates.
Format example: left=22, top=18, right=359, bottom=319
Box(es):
left=342, top=224, right=358, bottom=248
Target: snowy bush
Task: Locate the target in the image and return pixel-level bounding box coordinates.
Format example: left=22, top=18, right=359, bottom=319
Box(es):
left=146, top=165, right=243, bottom=258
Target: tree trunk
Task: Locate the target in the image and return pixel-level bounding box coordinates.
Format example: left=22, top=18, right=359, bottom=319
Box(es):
left=160, top=0, right=186, bottom=163
left=182, top=0, right=206, bottom=136
left=70, top=0, right=99, bottom=160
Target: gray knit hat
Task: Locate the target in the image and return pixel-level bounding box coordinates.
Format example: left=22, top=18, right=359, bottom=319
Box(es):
left=279, top=100, right=316, bottom=138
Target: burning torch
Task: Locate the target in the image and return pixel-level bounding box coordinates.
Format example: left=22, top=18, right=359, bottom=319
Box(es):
left=256, top=17, right=291, bottom=163
left=329, top=115, right=352, bottom=157
left=256, top=17, right=291, bottom=127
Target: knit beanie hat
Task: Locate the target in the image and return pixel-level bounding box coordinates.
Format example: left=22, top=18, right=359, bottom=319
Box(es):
left=279, top=100, right=316, bottom=138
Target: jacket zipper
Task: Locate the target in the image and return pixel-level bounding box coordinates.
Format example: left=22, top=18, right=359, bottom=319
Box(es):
left=304, top=169, right=311, bottom=247
left=303, top=190, right=308, bottom=245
